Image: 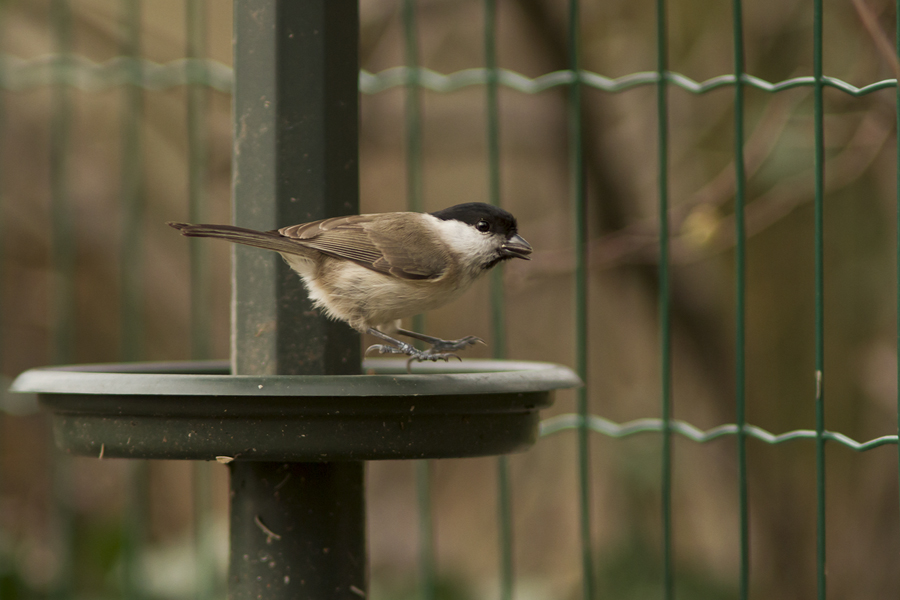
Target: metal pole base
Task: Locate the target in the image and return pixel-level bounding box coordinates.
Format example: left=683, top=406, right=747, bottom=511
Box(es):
left=229, top=461, right=366, bottom=600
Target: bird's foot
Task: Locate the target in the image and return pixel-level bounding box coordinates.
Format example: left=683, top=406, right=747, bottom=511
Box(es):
left=365, top=342, right=461, bottom=363
left=365, top=328, right=486, bottom=372
left=425, top=335, right=485, bottom=354
left=366, top=335, right=483, bottom=361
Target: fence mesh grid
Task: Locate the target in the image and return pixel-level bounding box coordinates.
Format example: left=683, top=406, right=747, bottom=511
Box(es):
left=0, top=0, right=899, bottom=599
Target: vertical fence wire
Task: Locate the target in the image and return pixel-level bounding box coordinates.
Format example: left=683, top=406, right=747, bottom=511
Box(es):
left=567, top=1, right=594, bottom=600
left=483, top=2, right=515, bottom=599
left=415, top=459, right=435, bottom=600
left=122, top=460, right=149, bottom=600
left=192, top=461, right=214, bottom=600
left=185, top=2, right=216, bottom=599
left=403, top=0, right=423, bottom=218
left=495, top=456, right=513, bottom=600
left=50, top=0, right=75, bottom=366
left=730, top=0, right=750, bottom=597
left=655, top=0, right=673, bottom=594
left=0, top=0, right=6, bottom=585
left=403, top=0, right=424, bottom=345
left=120, top=0, right=144, bottom=362
left=484, top=0, right=505, bottom=359
left=896, top=0, right=900, bottom=572
left=187, top=0, right=210, bottom=362
left=402, top=2, right=435, bottom=599
left=48, top=2, right=75, bottom=598
left=119, top=2, right=148, bottom=599
left=812, top=0, right=827, bottom=595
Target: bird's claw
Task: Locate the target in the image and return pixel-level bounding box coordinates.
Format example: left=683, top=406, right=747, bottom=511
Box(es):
left=416, top=351, right=463, bottom=363
left=365, top=343, right=461, bottom=362
left=428, top=336, right=485, bottom=353
left=405, top=352, right=461, bottom=374
left=365, top=343, right=415, bottom=356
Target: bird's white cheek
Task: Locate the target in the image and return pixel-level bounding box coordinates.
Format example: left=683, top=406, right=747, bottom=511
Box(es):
left=436, top=220, right=487, bottom=250
left=431, top=220, right=500, bottom=270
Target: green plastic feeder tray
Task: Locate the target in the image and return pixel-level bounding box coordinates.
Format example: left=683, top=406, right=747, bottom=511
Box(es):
left=11, top=358, right=581, bottom=462
left=11, top=358, right=580, bottom=599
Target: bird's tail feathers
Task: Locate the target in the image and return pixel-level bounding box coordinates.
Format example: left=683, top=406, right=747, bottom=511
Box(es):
left=167, top=222, right=306, bottom=256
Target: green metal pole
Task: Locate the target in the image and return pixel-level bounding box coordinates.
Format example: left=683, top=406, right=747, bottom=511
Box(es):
left=231, top=0, right=360, bottom=376
left=229, top=462, right=366, bottom=598
left=230, top=2, right=363, bottom=599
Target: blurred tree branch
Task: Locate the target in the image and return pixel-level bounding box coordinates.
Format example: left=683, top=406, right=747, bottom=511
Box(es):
left=850, top=0, right=900, bottom=81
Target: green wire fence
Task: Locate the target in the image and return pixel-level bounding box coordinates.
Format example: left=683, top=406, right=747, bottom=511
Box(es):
left=7, top=57, right=900, bottom=96
left=1, top=0, right=900, bottom=599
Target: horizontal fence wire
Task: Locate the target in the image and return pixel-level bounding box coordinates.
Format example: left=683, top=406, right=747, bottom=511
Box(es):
left=0, top=55, right=233, bottom=91
left=540, top=414, right=900, bottom=451
left=1, top=55, right=897, bottom=96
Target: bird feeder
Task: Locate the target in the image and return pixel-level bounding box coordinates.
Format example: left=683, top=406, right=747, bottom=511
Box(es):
left=11, top=2, right=580, bottom=598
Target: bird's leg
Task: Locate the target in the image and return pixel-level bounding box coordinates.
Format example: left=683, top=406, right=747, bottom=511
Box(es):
left=364, top=328, right=420, bottom=357
left=365, top=327, right=481, bottom=364
left=395, top=328, right=485, bottom=355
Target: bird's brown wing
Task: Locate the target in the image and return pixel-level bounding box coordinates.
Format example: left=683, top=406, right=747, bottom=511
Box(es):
left=278, top=213, right=451, bottom=280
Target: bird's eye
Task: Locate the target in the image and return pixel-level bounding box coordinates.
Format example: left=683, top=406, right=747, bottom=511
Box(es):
left=476, top=220, right=491, bottom=233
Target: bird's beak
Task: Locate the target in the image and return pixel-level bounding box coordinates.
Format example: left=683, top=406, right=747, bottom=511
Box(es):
left=500, top=234, right=533, bottom=260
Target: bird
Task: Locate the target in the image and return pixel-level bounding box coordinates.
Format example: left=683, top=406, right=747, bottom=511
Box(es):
left=168, top=202, right=532, bottom=364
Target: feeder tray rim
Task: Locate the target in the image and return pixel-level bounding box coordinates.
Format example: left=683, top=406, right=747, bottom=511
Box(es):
left=10, top=358, right=582, bottom=398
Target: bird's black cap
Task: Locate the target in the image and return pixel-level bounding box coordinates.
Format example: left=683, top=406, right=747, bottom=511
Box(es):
left=431, top=202, right=518, bottom=236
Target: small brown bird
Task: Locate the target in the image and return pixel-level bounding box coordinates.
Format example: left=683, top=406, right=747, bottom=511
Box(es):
left=169, top=202, right=531, bottom=362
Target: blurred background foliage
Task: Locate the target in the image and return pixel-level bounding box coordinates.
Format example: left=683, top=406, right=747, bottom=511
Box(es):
left=0, top=0, right=899, bottom=599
